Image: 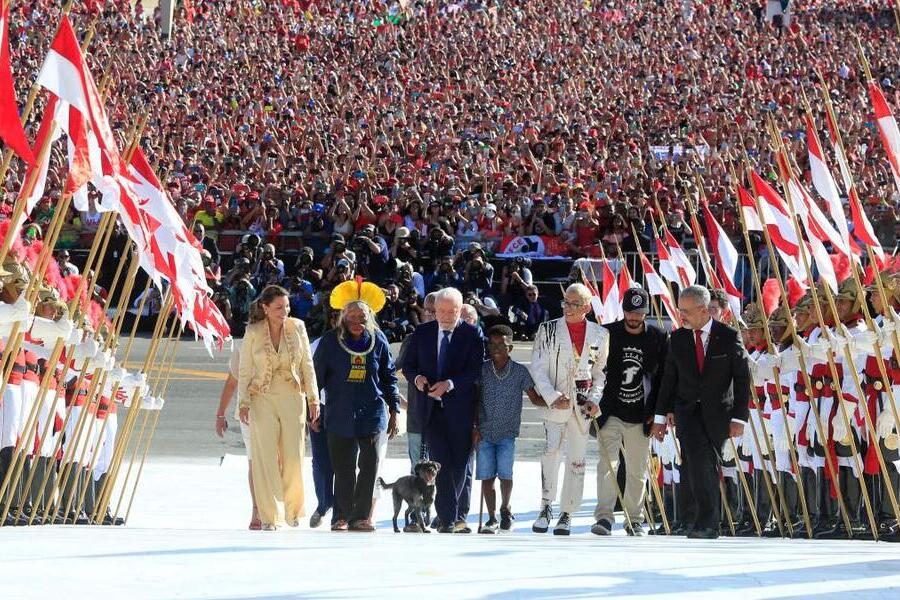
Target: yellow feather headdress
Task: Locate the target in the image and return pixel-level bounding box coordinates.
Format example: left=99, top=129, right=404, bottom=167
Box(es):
left=330, top=277, right=386, bottom=313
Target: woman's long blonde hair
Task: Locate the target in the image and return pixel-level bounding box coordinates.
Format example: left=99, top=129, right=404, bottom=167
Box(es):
left=248, top=285, right=290, bottom=323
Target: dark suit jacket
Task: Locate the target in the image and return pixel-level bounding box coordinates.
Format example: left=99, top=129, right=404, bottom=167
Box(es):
left=401, top=320, right=484, bottom=435
left=655, top=319, right=750, bottom=443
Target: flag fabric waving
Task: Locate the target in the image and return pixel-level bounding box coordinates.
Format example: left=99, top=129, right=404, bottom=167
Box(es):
left=0, top=3, right=35, bottom=165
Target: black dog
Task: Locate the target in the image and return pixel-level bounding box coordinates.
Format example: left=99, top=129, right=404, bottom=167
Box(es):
left=377, top=461, right=441, bottom=533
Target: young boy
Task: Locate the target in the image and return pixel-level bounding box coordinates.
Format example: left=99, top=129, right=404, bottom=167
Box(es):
left=474, top=325, right=541, bottom=533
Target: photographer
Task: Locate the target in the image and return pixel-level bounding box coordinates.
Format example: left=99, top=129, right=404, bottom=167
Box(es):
left=422, top=226, right=455, bottom=265
left=288, top=275, right=316, bottom=320
left=351, top=224, right=390, bottom=285
left=225, top=257, right=253, bottom=287
left=425, top=255, right=462, bottom=293
left=510, top=286, right=548, bottom=341
left=379, top=284, right=413, bottom=343
left=320, top=233, right=356, bottom=274
left=292, top=247, right=322, bottom=283
left=227, top=272, right=257, bottom=337
left=234, top=232, right=262, bottom=266
left=461, top=243, right=495, bottom=303
left=323, top=257, right=355, bottom=292
left=253, top=243, right=285, bottom=289
left=393, top=259, right=425, bottom=304
left=391, top=227, right=418, bottom=264
left=500, top=257, right=534, bottom=310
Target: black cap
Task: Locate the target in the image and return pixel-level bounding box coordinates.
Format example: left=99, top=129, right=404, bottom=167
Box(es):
left=622, top=287, right=649, bottom=315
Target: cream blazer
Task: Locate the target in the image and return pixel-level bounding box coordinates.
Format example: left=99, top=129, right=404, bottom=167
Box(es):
left=238, top=317, right=320, bottom=410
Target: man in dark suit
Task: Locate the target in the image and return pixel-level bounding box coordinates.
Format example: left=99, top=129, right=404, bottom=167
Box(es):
left=650, top=285, right=750, bottom=539
left=402, top=287, right=484, bottom=533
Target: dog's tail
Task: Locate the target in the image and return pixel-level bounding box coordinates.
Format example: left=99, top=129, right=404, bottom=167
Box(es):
left=376, top=477, right=394, bottom=489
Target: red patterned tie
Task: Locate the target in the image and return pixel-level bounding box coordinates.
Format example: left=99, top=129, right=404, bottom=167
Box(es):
left=694, top=329, right=705, bottom=372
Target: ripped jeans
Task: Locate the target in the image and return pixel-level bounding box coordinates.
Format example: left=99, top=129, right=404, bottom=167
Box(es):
left=539, top=416, right=589, bottom=514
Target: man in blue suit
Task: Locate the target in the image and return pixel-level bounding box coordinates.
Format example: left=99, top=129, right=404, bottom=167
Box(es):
left=403, top=287, right=484, bottom=533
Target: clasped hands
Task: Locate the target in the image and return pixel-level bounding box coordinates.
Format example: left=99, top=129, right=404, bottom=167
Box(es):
left=415, top=375, right=451, bottom=399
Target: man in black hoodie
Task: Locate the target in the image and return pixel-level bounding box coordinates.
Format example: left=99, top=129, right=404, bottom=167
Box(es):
left=591, top=288, right=669, bottom=536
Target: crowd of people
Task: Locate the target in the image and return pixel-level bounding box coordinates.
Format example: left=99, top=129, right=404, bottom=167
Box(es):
left=2, top=1, right=899, bottom=339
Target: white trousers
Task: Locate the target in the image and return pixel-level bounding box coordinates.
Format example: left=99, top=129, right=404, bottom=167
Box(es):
left=0, top=384, right=22, bottom=448
left=93, top=413, right=118, bottom=481
left=540, top=415, right=588, bottom=514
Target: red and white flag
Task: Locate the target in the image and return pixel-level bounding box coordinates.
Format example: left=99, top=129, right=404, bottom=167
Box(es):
left=656, top=229, right=696, bottom=288
left=618, top=260, right=635, bottom=299
left=637, top=246, right=680, bottom=329
left=786, top=177, right=838, bottom=292
left=805, top=115, right=852, bottom=253
left=701, top=200, right=743, bottom=320
left=0, top=3, right=34, bottom=165
left=823, top=106, right=886, bottom=266
left=747, top=172, right=806, bottom=283
left=599, top=260, right=622, bottom=324
left=869, top=80, right=900, bottom=199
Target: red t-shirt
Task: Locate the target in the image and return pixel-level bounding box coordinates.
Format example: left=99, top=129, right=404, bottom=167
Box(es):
left=566, top=320, right=587, bottom=356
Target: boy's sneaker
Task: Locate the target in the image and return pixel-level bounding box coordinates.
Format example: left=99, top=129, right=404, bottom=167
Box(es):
left=591, top=518, right=613, bottom=536
left=532, top=505, right=553, bottom=533
left=553, top=512, right=572, bottom=536
left=625, top=522, right=645, bottom=536
left=500, top=507, right=515, bottom=532
left=480, top=518, right=499, bottom=534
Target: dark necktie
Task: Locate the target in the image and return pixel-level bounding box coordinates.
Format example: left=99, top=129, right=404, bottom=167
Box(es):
left=694, top=329, right=705, bottom=373
left=438, top=330, right=451, bottom=380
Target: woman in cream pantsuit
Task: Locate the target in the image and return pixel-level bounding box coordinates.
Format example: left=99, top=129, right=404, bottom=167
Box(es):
left=239, top=285, right=320, bottom=530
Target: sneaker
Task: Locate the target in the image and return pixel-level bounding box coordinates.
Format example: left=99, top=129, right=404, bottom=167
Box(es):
left=591, top=518, right=613, bottom=536
left=553, top=512, right=571, bottom=536
left=480, top=517, right=499, bottom=534
left=500, top=507, right=514, bottom=531
left=532, top=505, right=553, bottom=533
left=625, top=522, right=645, bottom=537
left=453, top=519, right=471, bottom=533
left=403, top=522, right=423, bottom=533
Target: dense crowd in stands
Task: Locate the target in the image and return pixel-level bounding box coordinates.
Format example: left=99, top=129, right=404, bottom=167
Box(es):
left=2, top=0, right=899, bottom=337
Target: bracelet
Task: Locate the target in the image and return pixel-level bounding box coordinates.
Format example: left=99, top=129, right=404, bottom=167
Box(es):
left=216, top=415, right=226, bottom=419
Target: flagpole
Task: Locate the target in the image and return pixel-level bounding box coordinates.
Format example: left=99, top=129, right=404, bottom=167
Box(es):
left=91, top=290, right=177, bottom=522
left=729, top=169, right=814, bottom=538
left=118, top=310, right=184, bottom=522
left=763, top=118, right=880, bottom=538
left=68, top=255, right=143, bottom=520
